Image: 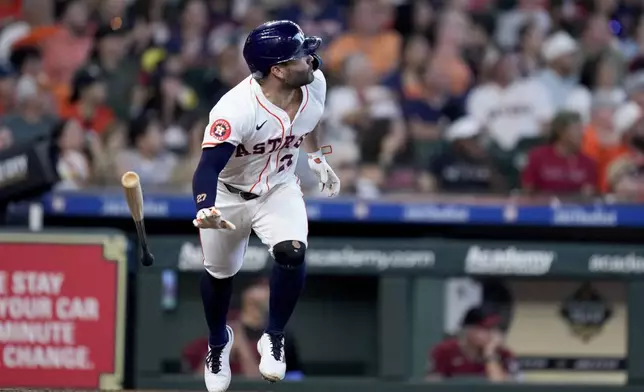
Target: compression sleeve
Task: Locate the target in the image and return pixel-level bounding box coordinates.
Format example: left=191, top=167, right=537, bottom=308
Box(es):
left=192, top=143, right=236, bottom=212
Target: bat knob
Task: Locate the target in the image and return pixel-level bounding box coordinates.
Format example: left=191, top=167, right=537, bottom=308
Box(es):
left=141, top=252, right=155, bottom=267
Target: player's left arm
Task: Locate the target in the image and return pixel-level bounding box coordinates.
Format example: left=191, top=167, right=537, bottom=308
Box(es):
left=303, top=70, right=341, bottom=197
left=304, top=124, right=340, bottom=197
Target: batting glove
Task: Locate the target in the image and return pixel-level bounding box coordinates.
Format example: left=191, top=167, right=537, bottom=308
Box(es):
left=193, top=207, right=236, bottom=230
left=307, top=148, right=341, bottom=197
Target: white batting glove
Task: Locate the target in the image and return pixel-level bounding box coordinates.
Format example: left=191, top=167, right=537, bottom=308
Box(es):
left=308, top=149, right=341, bottom=197
left=193, top=207, right=236, bottom=230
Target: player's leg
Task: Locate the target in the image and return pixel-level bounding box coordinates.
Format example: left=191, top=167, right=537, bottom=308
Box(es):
left=251, top=183, right=308, bottom=382
left=200, top=192, right=253, bottom=392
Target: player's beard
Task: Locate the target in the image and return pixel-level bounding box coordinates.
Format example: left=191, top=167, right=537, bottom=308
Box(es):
left=285, top=68, right=314, bottom=88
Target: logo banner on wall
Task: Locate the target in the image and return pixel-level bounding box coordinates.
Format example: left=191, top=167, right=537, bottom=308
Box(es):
left=443, top=279, right=627, bottom=384
left=0, top=231, right=128, bottom=389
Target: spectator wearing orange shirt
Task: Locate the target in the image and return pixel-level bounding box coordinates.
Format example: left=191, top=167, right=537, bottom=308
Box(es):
left=581, top=98, right=628, bottom=192
left=604, top=101, right=644, bottom=197
left=325, top=0, right=402, bottom=80
left=60, top=65, right=114, bottom=135
left=41, top=0, right=93, bottom=87
left=430, top=10, right=472, bottom=97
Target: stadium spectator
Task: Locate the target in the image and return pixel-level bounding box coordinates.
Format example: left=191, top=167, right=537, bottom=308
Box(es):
left=419, top=117, right=505, bottom=193
left=137, top=51, right=198, bottom=132
left=41, top=0, right=93, bottom=88
left=578, top=54, right=627, bottom=112
left=229, top=279, right=303, bottom=380
left=522, top=111, right=597, bottom=196
left=60, top=64, right=115, bottom=135
left=90, top=0, right=130, bottom=29
left=165, top=0, right=213, bottom=68
left=181, top=279, right=304, bottom=380
left=9, top=45, right=58, bottom=113
left=605, top=101, right=644, bottom=196
left=383, top=34, right=430, bottom=102
left=464, top=12, right=496, bottom=81
left=90, top=120, right=127, bottom=186
left=515, top=19, right=544, bottom=77
left=208, top=0, right=268, bottom=59
left=205, top=43, right=249, bottom=108
left=325, top=53, right=404, bottom=199
left=427, top=306, right=518, bottom=381
left=466, top=51, right=553, bottom=151
left=580, top=13, right=624, bottom=72
left=274, top=0, right=345, bottom=44
left=431, top=10, right=472, bottom=97
left=495, top=0, right=550, bottom=50
left=170, top=116, right=207, bottom=193
left=403, top=64, right=454, bottom=171
left=582, top=98, right=626, bottom=191
left=619, top=14, right=644, bottom=61
left=117, top=113, right=178, bottom=186
left=1, top=74, right=57, bottom=148
left=89, top=25, right=138, bottom=121
left=51, top=118, right=91, bottom=191
left=624, top=68, right=644, bottom=110
left=326, top=0, right=402, bottom=79
left=535, top=31, right=591, bottom=120
left=0, top=62, right=17, bottom=117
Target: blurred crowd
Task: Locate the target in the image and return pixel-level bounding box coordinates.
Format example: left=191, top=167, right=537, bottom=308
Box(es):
left=2, top=0, right=644, bottom=200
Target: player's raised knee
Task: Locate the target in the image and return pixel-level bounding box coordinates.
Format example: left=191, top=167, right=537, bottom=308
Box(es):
left=204, top=265, right=239, bottom=279
left=272, top=240, right=306, bottom=268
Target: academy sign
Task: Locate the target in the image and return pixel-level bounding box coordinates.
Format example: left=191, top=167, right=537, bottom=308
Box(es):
left=464, top=245, right=555, bottom=276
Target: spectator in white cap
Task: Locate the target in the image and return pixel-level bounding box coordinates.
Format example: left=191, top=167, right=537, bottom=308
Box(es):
left=534, top=31, right=591, bottom=119
left=604, top=101, right=644, bottom=196
left=0, top=75, right=57, bottom=148
left=418, top=117, right=506, bottom=193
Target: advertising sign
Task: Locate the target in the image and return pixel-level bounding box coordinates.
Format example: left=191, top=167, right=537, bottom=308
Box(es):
left=0, top=231, right=127, bottom=389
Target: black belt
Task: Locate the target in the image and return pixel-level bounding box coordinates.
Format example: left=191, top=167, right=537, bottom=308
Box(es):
left=224, top=183, right=260, bottom=201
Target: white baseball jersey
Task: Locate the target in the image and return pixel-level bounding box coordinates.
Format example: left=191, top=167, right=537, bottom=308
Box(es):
left=202, top=70, right=326, bottom=195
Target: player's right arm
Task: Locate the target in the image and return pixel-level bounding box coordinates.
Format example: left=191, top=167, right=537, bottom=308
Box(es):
left=192, top=107, right=249, bottom=230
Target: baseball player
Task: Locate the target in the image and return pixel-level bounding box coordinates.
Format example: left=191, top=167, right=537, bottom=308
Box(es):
left=192, top=20, right=340, bottom=392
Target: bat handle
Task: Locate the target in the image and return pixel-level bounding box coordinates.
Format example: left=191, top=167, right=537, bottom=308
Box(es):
left=134, top=219, right=148, bottom=244
left=134, top=219, right=154, bottom=266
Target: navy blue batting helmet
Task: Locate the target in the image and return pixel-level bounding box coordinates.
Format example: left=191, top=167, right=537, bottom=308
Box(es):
left=243, top=20, right=322, bottom=79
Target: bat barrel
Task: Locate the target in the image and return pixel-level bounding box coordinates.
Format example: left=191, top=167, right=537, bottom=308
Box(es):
left=121, top=171, right=140, bottom=188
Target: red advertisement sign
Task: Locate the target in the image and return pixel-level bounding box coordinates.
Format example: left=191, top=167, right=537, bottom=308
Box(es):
left=0, top=233, right=127, bottom=389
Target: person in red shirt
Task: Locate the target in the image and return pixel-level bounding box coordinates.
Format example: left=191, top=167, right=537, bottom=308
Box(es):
left=522, top=111, right=598, bottom=195
left=182, top=278, right=304, bottom=380
left=60, top=65, right=115, bottom=135
left=427, top=307, right=518, bottom=382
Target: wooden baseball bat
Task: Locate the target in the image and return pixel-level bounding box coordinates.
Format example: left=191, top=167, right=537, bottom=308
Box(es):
left=121, top=171, right=154, bottom=267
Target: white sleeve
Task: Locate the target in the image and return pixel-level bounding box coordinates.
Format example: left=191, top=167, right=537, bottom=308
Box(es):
left=324, top=87, right=354, bottom=129
left=201, top=100, right=251, bottom=148
left=530, top=82, right=555, bottom=122
left=466, top=87, right=491, bottom=123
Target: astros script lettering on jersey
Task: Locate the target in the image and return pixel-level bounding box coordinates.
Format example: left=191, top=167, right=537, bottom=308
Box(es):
left=202, top=70, right=326, bottom=194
